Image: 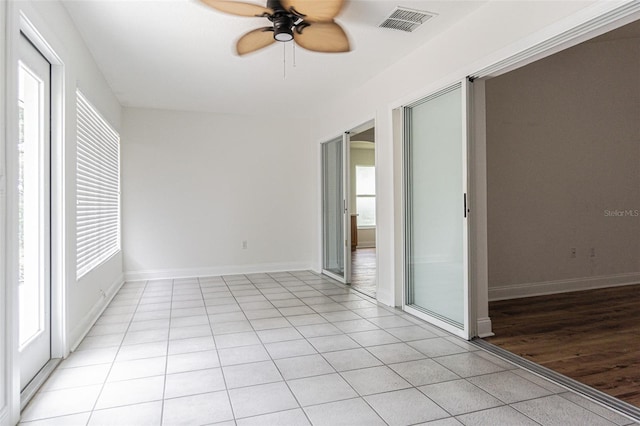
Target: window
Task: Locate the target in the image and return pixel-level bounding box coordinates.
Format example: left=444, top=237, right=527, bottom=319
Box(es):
left=76, top=90, right=120, bottom=278
left=356, top=165, right=376, bottom=227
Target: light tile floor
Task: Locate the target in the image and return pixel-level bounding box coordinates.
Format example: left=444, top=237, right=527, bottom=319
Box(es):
left=20, top=271, right=637, bottom=426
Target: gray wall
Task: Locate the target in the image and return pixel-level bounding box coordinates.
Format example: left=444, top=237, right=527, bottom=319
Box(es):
left=486, top=34, right=640, bottom=299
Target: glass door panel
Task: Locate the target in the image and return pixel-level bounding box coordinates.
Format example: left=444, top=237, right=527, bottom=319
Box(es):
left=322, top=136, right=350, bottom=283
left=18, top=34, right=52, bottom=390
left=404, top=82, right=470, bottom=338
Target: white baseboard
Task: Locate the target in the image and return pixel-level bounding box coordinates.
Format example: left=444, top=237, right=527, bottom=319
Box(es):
left=489, top=272, right=640, bottom=301
left=477, top=317, right=494, bottom=338
left=124, top=262, right=313, bottom=282
left=375, top=289, right=394, bottom=308
left=69, top=273, right=125, bottom=351
left=356, top=243, right=376, bottom=249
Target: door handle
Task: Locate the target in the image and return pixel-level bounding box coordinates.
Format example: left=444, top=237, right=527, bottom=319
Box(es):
left=464, top=193, right=469, bottom=218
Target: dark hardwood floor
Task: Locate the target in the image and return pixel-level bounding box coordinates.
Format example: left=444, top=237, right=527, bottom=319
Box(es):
left=485, top=284, right=640, bottom=407
left=350, top=247, right=376, bottom=297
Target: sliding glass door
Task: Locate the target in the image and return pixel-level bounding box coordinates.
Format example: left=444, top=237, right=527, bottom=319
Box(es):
left=321, top=135, right=351, bottom=283
left=404, top=82, right=471, bottom=339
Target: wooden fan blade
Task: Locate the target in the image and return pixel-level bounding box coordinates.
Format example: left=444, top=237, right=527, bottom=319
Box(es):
left=295, top=21, right=350, bottom=53
left=237, top=27, right=275, bottom=55
left=281, top=0, right=345, bottom=22
left=199, top=0, right=273, bottom=17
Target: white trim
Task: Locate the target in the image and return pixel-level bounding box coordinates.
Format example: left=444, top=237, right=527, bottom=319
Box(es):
left=0, top=0, right=9, bottom=420
left=469, top=79, right=490, bottom=338
left=4, top=1, right=22, bottom=423
left=356, top=243, right=375, bottom=249
left=125, top=261, right=312, bottom=282
left=343, top=132, right=351, bottom=284
left=375, top=288, right=394, bottom=308
left=470, top=1, right=640, bottom=79
left=20, top=359, right=60, bottom=410
left=489, top=273, right=640, bottom=301
left=392, top=107, right=404, bottom=309
left=19, top=7, right=68, bottom=362
left=69, top=273, right=124, bottom=351
left=476, top=317, right=494, bottom=338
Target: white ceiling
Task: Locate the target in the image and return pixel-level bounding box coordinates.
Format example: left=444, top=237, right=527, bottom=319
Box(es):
left=62, top=0, right=487, bottom=115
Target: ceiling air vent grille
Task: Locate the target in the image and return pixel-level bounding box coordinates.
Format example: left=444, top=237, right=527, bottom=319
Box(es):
left=379, top=7, right=435, bottom=32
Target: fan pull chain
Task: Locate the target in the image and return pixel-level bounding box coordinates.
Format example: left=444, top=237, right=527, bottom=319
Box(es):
left=283, top=42, right=286, bottom=79
left=293, top=42, right=296, bottom=68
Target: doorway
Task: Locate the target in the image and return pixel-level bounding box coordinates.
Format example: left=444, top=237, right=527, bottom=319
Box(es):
left=321, top=121, right=378, bottom=297
left=349, top=123, right=377, bottom=298
left=481, top=19, right=640, bottom=409
left=17, top=33, right=52, bottom=392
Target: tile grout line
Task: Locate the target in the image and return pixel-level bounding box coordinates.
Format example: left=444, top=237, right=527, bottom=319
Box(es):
left=246, top=271, right=315, bottom=424
left=85, top=279, right=150, bottom=425
left=283, top=272, right=390, bottom=425
left=291, top=273, right=498, bottom=425
left=158, top=277, right=175, bottom=426
left=200, top=275, right=238, bottom=424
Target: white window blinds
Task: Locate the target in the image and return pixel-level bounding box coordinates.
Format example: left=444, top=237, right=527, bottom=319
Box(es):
left=76, top=90, right=120, bottom=279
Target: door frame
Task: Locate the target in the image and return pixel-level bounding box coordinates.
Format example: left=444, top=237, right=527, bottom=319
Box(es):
left=17, top=29, right=53, bottom=392
left=346, top=119, right=377, bottom=294
left=319, top=119, right=377, bottom=287
left=4, top=6, right=67, bottom=422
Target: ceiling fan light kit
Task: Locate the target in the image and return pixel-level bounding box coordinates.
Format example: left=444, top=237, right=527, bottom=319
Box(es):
left=200, top=0, right=350, bottom=56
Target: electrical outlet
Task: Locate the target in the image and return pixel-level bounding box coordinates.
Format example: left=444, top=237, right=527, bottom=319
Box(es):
left=590, top=247, right=596, bottom=257
left=242, top=240, right=248, bottom=250
left=570, top=248, right=576, bottom=258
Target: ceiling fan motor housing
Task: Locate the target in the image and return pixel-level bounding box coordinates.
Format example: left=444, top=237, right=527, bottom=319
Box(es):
left=267, top=0, right=302, bottom=42
left=273, top=15, right=294, bottom=41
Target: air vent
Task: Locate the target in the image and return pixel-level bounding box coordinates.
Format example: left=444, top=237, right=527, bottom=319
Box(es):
left=379, top=7, right=436, bottom=32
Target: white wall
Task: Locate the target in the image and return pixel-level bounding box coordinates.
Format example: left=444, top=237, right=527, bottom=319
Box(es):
left=309, top=1, right=600, bottom=307
left=2, top=1, right=123, bottom=424
left=121, top=108, right=315, bottom=280
left=486, top=34, right=640, bottom=300
left=1, top=1, right=8, bottom=422
left=350, top=146, right=376, bottom=247
left=16, top=0, right=124, bottom=352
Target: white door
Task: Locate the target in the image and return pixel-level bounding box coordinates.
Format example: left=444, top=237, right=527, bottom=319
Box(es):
left=321, top=135, right=351, bottom=284
left=403, top=81, right=471, bottom=339
left=18, top=34, right=52, bottom=390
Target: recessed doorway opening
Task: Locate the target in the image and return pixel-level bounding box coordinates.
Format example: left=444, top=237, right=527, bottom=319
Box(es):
left=320, top=121, right=377, bottom=298
left=481, top=18, right=640, bottom=410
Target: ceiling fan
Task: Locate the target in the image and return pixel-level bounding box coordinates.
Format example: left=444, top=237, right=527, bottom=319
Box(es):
left=199, top=0, right=351, bottom=56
